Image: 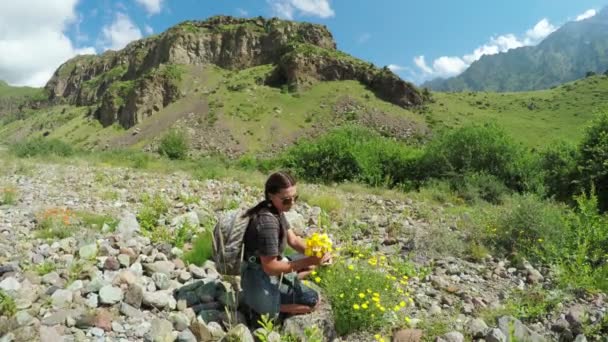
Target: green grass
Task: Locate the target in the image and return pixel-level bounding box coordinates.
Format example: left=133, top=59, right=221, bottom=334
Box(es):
left=184, top=230, right=214, bottom=266
left=0, top=289, right=16, bottom=318
left=426, top=75, right=608, bottom=147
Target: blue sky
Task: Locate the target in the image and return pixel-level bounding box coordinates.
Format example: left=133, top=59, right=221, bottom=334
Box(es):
left=0, top=0, right=605, bottom=87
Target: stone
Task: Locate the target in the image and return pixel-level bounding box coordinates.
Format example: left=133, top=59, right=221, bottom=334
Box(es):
left=392, top=329, right=423, bottom=342
left=282, top=299, right=336, bottom=341
left=171, top=212, right=200, bottom=228
left=574, top=335, right=588, bottom=342
left=152, top=272, right=171, bottom=290
left=79, top=244, right=98, bottom=260
left=145, top=318, right=174, bottom=342
left=119, top=302, right=143, bottom=318
left=117, top=211, right=140, bottom=239
left=485, top=328, right=507, bottom=342
left=207, top=322, right=226, bottom=339
left=15, top=311, right=34, bottom=327
left=440, top=332, right=464, bottom=342
left=170, top=312, right=190, bottom=331
left=41, top=272, right=63, bottom=287
left=67, top=280, right=84, bottom=292
left=178, top=271, right=192, bottom=283
left=124, top=284, right=144, bottom=308
left=0, top=277, right=21, bottom=292
left=177, top=329, right=197, bottom=342
left=39, top=325, right=63, bottom=342
left=90, top=327, right=104, bottom=337
left=188, top=264, right=205, bottom=279
left=99, top=285, right=123, bottom=305
left=223, top=324, right=254, bottom=342
left=85, top=293, right=99, bottom=309
left=466, top=318, right=488, bottom=338
left=104, top=257, right=120, bottom=271
left=175, top=280, right=218, bottom=306
left=51, top=289, right=73, bottom=309
left=144, top=261, right=175, bottom=276
left=117, top=254, right=131, bottom=268
left=94, top=309, right=113, bottom=331
left=143, top=291, right=172, bottom=309
left=498, top=316, right=546, bottom=342
left=112, top=321, right=125, bottom=333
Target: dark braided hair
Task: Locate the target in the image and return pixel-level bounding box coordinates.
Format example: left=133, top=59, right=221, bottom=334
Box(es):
left=243, top=171, right=296, bottom=218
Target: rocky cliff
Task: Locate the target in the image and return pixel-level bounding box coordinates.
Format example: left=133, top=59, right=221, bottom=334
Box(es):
left=45, top=16, right=423, bottom=129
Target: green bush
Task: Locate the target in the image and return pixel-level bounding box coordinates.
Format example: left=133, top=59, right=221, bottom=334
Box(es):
left=184, top=230, right=214, bottom=266
left=0, top=290, right=16, bottom=317
left=281, top=125, right=422, bottom=187
left=556, top=191, right=608, bottom=292
left=450, top=172, right=510, bottom=205
left=420, top=124, right=536, bottom=192
left=539, top=142, right=580, bottom=203
left=158, top=129, right=189, bottom=160
left=10, top=137, right=75, bottom=158
left=477, top=194, right=568, bottom=260
left=578, top=113, right=608, bottom=211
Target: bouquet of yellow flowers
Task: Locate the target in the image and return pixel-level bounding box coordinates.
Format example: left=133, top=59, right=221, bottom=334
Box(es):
left=304, top=232, right=333, bottom=258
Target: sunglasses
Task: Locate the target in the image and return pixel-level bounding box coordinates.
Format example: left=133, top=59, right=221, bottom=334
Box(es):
left=279, top=195, right=299, bottom=205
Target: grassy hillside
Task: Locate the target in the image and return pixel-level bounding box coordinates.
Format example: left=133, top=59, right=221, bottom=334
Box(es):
left=2, top=71, right=608, bottom=153
left=0, top=64, right=428, bottom=155
left=424, top=74, right=608, bottom=147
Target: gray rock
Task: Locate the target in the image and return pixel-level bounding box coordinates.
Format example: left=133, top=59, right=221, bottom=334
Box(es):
left=282, top=299, right=336, bottom=341
left=498, top=316, right=546, bottom=342
left=117, top=254, right=131, bottom=268
left=207, top=322, right=226, bottom=339
left=0, top=277, right=21, bottom=292
left=51, top=289, right=73, bottom=308
left=144, top=261, right=175, bottom=276
left=85, top=293, right=99, bottom=309
left=441, top=332, right=464, bottom=342
left=152, top=272, right=171, bottom=290
left=124, top=284, right=144, bottom=308
left=175, top=280, right=218, bottom=306
left=467, top=318, right=488, bottom=338
left=187, top=264, right=205, bottom=279
left=428, top=303, right=442, bottom=315
left=143, top=291, right=172, bottom=309
left=171, top=212, right=199, bottom=228
left=90, top=327, right=104, bottom=337
left=99, top=285, right=123, bottom=305
left=112, top=321, right=125, bottom=333
left=79, top=244, right=98, bottom=260
left=170, top=312, right=190, bottom=331
left=117, top=211, right=140, bottom=239
left=574, top=335, right=588, bottom=342
left=40, top=325, right=63, bottom=342
left=41, top=272, right=63, bottom=287
left=145, top=318, right=173, bottom=342
left=15, top=311, right=33, bottom=326
left=486, top=328, right=507, bottom=342
left=119, top=302, right=143, bottom=318
left=67, top=280, right=83, bottom=292
left=178, top=271, right=192, bottom=283
left=222, top=324, right=254, bottom=342
left=177, top=329, right=197, bottom=342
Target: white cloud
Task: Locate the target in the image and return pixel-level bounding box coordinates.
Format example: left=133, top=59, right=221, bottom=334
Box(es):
left=387, top=64, right=408, bottom=72
left=357, top=33, right=371, bottom=44
left=144, top=24, right=154, bottom=35
left=269, top=0, right=335, bottom=19
left=100, top=13, right=143, bottom=51
left=0, top=0, right=96, bottom=87
left=413, top=56, right=433, bottom=74
left=236, top=8, right=249, bottom=17
left=576, top=9, right=597, bottom=21
left=411, top=18, right=557, bottom=82
left=134, top=0, right=163, bottom=15
left=524, top=18, right=556, bottom=44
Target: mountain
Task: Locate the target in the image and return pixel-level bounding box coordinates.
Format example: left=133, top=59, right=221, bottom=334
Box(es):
left=1, top=16, right=427, bottom=156
left=423, top=7, right=608, bottom=92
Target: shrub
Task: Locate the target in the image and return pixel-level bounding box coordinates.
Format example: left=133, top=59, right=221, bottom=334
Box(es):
left=0, top=290, right=16, bottom=317
left=282, top=125, right=423, bottom=187
left=476, top=194, right=568, bottom=260
left=0, top=187, right=17, bottom=205
left=577, top=113, right=608, bottom=211
left=35, top=208, right=76, bottom=240
left=420, top=124, right=535, bottom=192
left=184, top=230, right=214, bottom=266
left=317, top=249, right=416, bottom=335
left=450, top=172, right=510, bottom=205
left=158, top=129, right=189, bottom=160
left=539, top=142, right=580, bottom=203
left=556, top=191, right=608, bottom=292
left=10, top=137, right=75, bottom=158
left=137, top=194, right=169, bottom=232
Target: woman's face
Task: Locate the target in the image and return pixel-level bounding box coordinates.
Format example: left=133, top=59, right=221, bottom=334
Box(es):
left=270, top=185, right=298, bottom=213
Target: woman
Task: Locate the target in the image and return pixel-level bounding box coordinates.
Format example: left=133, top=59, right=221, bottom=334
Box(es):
left=241, top=171, right=330, bottom=319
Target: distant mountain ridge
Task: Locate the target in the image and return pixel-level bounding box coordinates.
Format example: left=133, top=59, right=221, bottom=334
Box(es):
left=423, top=7, right=608, bottom=92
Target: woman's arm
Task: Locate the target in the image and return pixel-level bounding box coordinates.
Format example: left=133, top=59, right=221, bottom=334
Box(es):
left=260, top=254, right=327, bottom=276
left=286, top=229, right=307, bottom=254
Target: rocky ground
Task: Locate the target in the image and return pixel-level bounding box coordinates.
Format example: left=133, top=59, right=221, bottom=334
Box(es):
left=0, top=159, right=606, bottom=341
